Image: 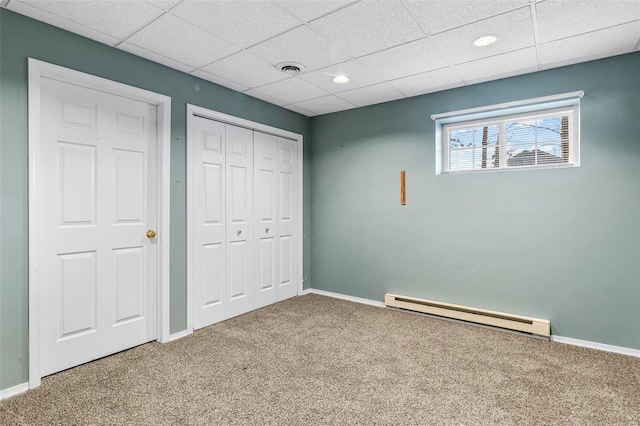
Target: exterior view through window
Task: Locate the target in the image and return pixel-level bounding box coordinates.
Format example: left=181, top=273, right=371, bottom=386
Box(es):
left=442, top=105, right=579, bottom=173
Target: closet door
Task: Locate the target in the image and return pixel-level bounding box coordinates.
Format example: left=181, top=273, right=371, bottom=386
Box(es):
left=225, top=125, right=254, bottom=318
left=192, top=117, right=226, bottom=330
left=190, top=110, right=300, bottom=331
left=253, top=132, right=278, bottom=309
left=277, top=138, right=298, bottom=301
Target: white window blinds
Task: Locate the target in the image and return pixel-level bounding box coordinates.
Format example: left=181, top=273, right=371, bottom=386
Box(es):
left=440, top=103, right=580, bottom=174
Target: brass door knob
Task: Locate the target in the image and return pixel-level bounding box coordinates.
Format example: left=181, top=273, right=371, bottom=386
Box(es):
left=146, top=229, right=157, bottom=239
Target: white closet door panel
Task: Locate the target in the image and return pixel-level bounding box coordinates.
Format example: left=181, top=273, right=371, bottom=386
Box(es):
left=254, top=132, right=278, bottom=308
left=189, top=113, right=300, bottom=330
left=277, top=138, right=298, bottom=301
left=279, top=235, right=292, bottom=288
left=202, top=243, right=224, bottom=306
left=204, top=163, right=224, bottom=225
left=39, top=78, right=158, bottom=376
left=229, top=166, right=248, bottom=223
left=192, top=117, right=226, bottom=329
left=229, top=241, right=248, bottom=299
left=225, top=124, right=254, bottom=318
left=259, top=238, right=275, bottom=290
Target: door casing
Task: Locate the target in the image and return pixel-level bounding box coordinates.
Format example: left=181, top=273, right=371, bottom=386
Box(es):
left=186, top=103, right=304, bottom=335
left=28, top=59, right=172, bottom=388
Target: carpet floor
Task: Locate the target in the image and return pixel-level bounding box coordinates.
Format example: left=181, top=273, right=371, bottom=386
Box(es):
left=1, top=294, right=639, bottom=425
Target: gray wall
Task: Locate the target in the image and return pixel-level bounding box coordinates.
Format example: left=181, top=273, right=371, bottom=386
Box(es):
left=0, top=9, right=312, bottom=391
left=310, top=52, right=640, bottom=350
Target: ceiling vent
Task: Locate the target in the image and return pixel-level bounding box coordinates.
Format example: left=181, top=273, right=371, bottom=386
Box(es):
left=276, top=62, right=306, bottom=75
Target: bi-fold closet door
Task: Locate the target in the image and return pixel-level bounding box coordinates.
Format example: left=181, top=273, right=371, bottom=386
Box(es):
left=254, top=132, right=299, bottom=309
left=192, top=115, right=298, bottom=331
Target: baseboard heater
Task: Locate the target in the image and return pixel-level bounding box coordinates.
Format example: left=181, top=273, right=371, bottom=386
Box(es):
left=385, top=293, right=550, bottom=337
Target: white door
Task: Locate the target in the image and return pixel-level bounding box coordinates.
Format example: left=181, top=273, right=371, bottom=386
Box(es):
left=191, top=117, right=227, bottom=329
left=38, top=77, right=158, bottom=376
left=277, top=138, right=298, bottom=301
left=190, top=113, right=299, bottom=331
left=254, top=132, right=278, bottom=309
left=225, top=124, right=254, bottom=318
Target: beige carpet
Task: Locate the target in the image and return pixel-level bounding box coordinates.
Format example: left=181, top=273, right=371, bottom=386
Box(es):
left=1, top=294, right=639, bottom=425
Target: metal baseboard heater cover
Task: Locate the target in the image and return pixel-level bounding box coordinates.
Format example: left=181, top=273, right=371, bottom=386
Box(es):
left=385, top=294, right=550, bottom=337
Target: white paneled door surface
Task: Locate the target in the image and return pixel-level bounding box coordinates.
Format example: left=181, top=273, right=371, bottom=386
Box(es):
left=191, top=117, right=227, bottom=328
left=254, top=132, right=278, bottom=309
left=225, top=125, right=254, bottom=319
left=191, top=114, right=299, bottom=331
left=276, top=137, right=298, bottom=301
left=38, top=77, right=158, bottom=376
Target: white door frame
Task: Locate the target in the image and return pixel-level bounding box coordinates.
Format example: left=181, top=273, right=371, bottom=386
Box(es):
left=28, top=59, right=172, bottom=388
left=186, top=104, right=304, bottom=334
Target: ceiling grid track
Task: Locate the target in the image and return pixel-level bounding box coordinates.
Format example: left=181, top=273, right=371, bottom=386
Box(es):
left=529, top=1, right=544, bottom=71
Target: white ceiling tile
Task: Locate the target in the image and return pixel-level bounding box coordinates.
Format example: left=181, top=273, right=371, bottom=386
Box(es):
left=298, top=60, right=384, bottom=93
left=127, top=14, right=239, bottom=68
left=144, top=0, right=182, bottom=11
left=309, top=1, right=425, bottom=57
left=388, top=67, right=463, bottom=97
left=406, top=0, right=529, bottom=35
left=337, top=82, right=405, bottom=107
left=202, top=52, right=289, bottom=88
left=170, top=0, right=301, bottom=48
left=540, top=21, right=640, bottom=70
left=454, top=47, right=538, bottom=84
left=247, top=25, right=350, bottom=71
left=281, top=104, right=314, bottom=117
left=118, top=42, right=194, bottom=73
left=430, top=7, right=535, bottom=65
left=7, top=1, right=119, bottom=46
left=274, top=0, right=355, bottom=22
left=191, top=70, right=249, bottom=92
left=536, top=0, right=640, bottom=43
left=7, top=0, right=636, bottom=117
left=357, top=37, right=449, bottom=80
left=253, top=78, right=329, bottom=105
left=18, top=0, right=163, bottom=39
left=243, top=89, right=288, bottom=106
left=293, top=95, right=356, bottom=115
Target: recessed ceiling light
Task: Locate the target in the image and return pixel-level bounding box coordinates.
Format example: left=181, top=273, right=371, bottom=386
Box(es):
left=473, top=35, right=497, bottom=47
left=332, top=75, right=350, bottom=84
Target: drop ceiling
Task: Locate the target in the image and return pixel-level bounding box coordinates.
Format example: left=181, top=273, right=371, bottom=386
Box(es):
left=3, top=0, right=639, bottom=116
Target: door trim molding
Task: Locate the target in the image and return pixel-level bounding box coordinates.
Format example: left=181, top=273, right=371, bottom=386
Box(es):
left=185, top=104, right=304, bottom=335
left=27, top=59, right=172, bottom=389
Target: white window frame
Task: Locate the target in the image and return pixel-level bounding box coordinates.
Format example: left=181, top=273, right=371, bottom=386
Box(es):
left=433, top=92, right=582, bottom=175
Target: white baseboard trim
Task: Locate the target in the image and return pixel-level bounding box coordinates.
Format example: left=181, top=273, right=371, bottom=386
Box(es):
left=302, top=289, right=640, bottom=358
left=167, top=329, right=191, bottom=342
left=550, top=335, right=640, bottom=358
left=0, top=382, right=29, bottom=400
left=302, top=288, right=385, bottom=308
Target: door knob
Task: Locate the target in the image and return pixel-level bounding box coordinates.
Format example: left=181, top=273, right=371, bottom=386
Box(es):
left=146, top=229, right=157, bottom=239
left=237, top=230, right=242, bottom=236
left=265, top=227, right=270, bottom=233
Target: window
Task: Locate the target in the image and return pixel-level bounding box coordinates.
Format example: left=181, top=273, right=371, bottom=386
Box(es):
left=434, top=93, right=581, bottom=174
